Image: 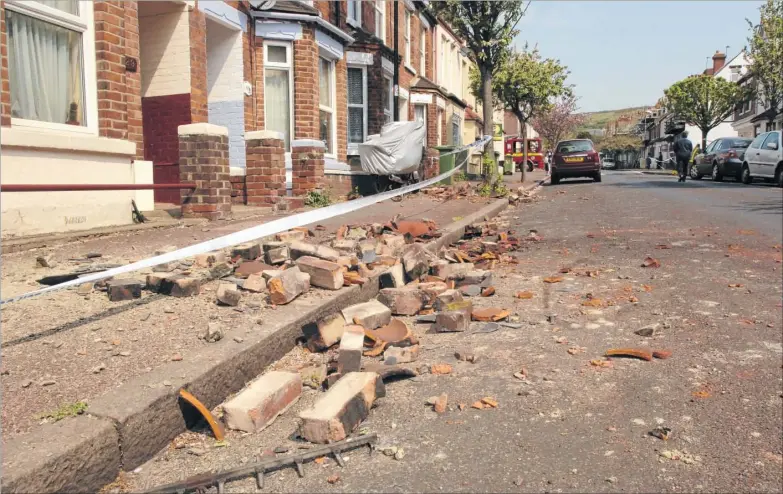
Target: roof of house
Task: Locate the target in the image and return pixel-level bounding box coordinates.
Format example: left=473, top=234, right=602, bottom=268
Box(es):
left=411, top=77, right=440, bottom=91
left=465, top=106, right=483, bottom=123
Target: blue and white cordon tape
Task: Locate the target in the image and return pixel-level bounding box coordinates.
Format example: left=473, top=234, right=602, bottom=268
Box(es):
left=1, top=136, right=492, bottom=305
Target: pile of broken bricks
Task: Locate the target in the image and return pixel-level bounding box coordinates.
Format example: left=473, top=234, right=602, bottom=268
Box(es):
left=206, top=215, right=528, bottom=447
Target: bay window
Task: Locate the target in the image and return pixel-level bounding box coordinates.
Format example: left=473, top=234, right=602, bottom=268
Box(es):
left=5, top=0, right=97, bottom=133
left=319, top=56, right=336, bottom=155
left=374, top=0, right=385, bottom=43
left=264, top=42, right=293, bottom=150
left=347, top=66, right=367, bottom=150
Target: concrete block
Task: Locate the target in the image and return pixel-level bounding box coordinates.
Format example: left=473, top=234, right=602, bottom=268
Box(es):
left=435, top=310, right=470, bottom=332
left=299, top=372, right=383, bottom=444
left=433, top=289, right=464, bottom=311
left=222, top=371, right=302, bottom=433
left=341, top=299, right=392, bottom=330
left=295, top=256, right=344, bottom=290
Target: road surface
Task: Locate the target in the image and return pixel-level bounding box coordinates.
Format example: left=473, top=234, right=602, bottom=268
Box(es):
left=130, top=171, right=783, bottom=493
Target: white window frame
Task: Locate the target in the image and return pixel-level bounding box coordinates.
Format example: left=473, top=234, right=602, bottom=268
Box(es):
left=414, top=103, right=427, bottom=144
left=399, top=94, right=409, bottom=122
left=263, top=41, right=294, bottom=152
left=318, top=56, right=337, bottom=158
left=403, top=9, right=411, bottom=68
left=347, top=0, right=361, bottom=27
left=5, top=0, right=98, bottom=135
left=419, top=22, right=426, bottom=75
left=374, top=0, right=385, bottom=44
left=439, top=36, right=446, bottom=84
left=347, top=65, right=368, bottom=154
left=383, top=75, right=393, bottom=124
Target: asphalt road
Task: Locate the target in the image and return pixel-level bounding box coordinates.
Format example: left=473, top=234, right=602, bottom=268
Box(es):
left=606, top=170, right=783, bottom=238
left=129, top=172, right=783, bottom=494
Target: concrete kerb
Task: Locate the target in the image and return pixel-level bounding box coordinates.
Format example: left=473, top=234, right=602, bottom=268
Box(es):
left=0, top=191, right=519, bottom=494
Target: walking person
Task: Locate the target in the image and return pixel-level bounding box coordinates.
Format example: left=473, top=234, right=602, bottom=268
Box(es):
left=672, top=131, right=693, bottom=182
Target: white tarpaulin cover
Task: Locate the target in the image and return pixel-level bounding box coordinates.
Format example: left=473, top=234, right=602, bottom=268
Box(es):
left=358, top=120, right=426, bottom=175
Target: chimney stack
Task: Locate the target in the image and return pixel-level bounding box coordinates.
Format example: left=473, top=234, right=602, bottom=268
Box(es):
left=712, top=50, right=727, bottom=74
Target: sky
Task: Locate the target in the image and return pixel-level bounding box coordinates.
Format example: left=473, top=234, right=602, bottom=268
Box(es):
left=514, top=0, right=766, bottom=113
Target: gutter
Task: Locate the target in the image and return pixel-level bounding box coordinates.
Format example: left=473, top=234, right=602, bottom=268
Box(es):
left=251, top=11, right=355, bottom=44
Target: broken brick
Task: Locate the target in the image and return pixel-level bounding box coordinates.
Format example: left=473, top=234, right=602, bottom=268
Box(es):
left=338, top=325, right=365, bottom=374
left=471, top=308, right=510, bottom=322
left=276, top=230, right=306, bottom=243
left=235, top=260, right=275, bottom=278
left=379, top=263, right=405, bottom=289
left=107, top=279, right=142, bottom=302
left=194, top=251, right=227, bottom=268
left=209, top=262, right=234, bottom=279
left=402, top=244, right=435, bottom=281
left=231, top=243, right=262, bottom=261
left=342, top=300, right=392, bottom=330
left=299, top=372, right=384, bottom=443
left=309, top=313, right=347, bottom=351
left=216, top=283, right=241, bottom=306
left=222, top=371, right=302, bottom=433
left=295, top=256, right=343, bottom=290
left=383, top=345, right=419, bottom=364
left=433, top=289, right=464, bottom=311
left=268, top=267, right=307, bottom=305
left=435, top=311, right=470, bottom=332
left=242, top=273, right=266, bottom=293
left=289, top=241, right=340, bottom=262
left=378, top=288, right=426, bottom=315
left=263, top=242, right=290, bottom=265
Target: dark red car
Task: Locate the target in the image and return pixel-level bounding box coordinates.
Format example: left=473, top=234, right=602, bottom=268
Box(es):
left=551, top=139, right=602, bottom=184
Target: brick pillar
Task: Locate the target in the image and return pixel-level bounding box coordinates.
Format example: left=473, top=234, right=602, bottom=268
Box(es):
left=423, top=148, right=440, bottom=179
left=178, top=123, right=232, bottom=220
left=189, top=6, right=208, bottom=123
left=291, top=139, right=326, bottom=196
left=245, top=130, right=285, bottom=206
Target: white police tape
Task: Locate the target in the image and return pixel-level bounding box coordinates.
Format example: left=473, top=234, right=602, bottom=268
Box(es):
left=1, top=136, right=492, bottom=305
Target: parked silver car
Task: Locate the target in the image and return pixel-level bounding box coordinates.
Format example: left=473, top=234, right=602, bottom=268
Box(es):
left=740, top=130, right=783, bottom=187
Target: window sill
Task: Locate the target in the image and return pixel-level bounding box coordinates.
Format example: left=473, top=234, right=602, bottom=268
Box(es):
left=1, top=127, right=136, bottom=156
left=404, top=64, right=417, bottom=76
left=347, top=18, right=361, bottom=29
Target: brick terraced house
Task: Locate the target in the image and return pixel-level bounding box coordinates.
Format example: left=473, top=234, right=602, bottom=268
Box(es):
left=0, top=0, right=475, bottom=237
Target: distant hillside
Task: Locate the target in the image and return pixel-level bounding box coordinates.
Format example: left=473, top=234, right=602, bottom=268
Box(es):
left=576, top=106, right=647, bottom=131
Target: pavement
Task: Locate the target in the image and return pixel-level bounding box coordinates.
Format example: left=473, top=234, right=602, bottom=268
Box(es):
left=125, top=170, right=782, bottom=493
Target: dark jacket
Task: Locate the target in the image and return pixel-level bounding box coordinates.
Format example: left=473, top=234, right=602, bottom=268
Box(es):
left=673, top=134, right=693, bottom=159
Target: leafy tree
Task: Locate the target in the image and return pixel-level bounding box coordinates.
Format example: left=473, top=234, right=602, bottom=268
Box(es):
left=470, top=48, right=570, bottom=181
left=433, top=1, right=526, bottom=162
left=533, top=96, right=585, bottom=150
left=746, top=0, right=783, bottom=125
left=595, top=134, right=642, bottom=152
left=664, top=75, right=747, bottom=150
left=575, top=131, right=593, bottom=140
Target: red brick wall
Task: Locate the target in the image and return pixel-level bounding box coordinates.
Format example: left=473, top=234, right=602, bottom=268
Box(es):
left=230, top=175, right=246, bottom=204
left=426, top=102, right=439, bottom=149
left=189, top=4, right=208, bottom=123
left=246, top=134, right=285, bottom=205
left=291, top=144, right=325, bottom=196
left=92, top=1, right=144, bottom=158
left=293, top=28, right=318, bottom=140
left=324, top=173, right=353, bottom=197
left=0, top=5, right=10, bottom=127
left=253, top=38, right=265, bottom=131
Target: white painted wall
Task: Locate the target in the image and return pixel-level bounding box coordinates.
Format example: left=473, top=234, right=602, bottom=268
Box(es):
left=132, top=160, right=155, bottom=211
left=139, top=5, right=191, bottom=97
left=1, top=129, right=137, bottom=238
left=435, top=25, right=462, bottom=99
left=206, top=19, right=246, bottom=169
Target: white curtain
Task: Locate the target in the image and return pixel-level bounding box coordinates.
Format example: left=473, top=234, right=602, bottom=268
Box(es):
left=7, top=9, right=82, bottom=124
left=264, top=68, right=290, bottom=150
